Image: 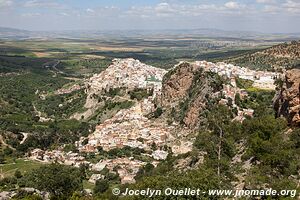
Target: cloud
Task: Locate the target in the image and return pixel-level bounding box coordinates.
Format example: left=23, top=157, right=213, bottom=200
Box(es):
left=256, top=0, right=276, bottom=3
left=24, top=0, right=64, bottom=9
left=86, top=8, right=95, bottom=13
left=60, top=12, right=69, bottom=16
left=0, top=0, right=13, bottom=7
left=126, top=1, right=250, bottom=19
left=263, top=5, right=280, bottom=13
left=283, top=0, right=300, bottom=13
left=1, top=0, right=299, bottom=32
left=224, top=1, right=241, bottom=9
left=21, top=12, right=41, bottom=17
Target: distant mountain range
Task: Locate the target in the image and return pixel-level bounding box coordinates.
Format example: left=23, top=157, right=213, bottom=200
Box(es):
left=1, top=27, right=300, bottom=41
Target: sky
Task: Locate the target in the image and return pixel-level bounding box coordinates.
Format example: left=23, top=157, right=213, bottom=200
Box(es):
left=0, top=0, right=300, bottom=33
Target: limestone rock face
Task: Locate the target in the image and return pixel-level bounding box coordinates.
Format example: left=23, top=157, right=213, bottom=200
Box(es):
left=161, top=62, right=200, bottom=105
left=161, top=62, right=221, bottom=129
left=274, top=69, right=300, bottom=126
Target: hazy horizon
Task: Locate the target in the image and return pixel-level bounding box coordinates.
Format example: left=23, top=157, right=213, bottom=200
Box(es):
left=2, top=26, right=300, bottom=35
left=0, top=0, right=300, bottom=33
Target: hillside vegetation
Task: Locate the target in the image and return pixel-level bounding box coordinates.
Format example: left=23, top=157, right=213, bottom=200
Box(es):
left=0, top=39, right=300, bottom=200
left=226, top=41, right=300, bottom=71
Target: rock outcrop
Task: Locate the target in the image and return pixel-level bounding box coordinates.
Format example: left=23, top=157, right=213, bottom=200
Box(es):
left=161, top=61, right=223, bottom=129
left=161, top=62, right=201, bottom=105
left=274, top=69, right=300, bottom=126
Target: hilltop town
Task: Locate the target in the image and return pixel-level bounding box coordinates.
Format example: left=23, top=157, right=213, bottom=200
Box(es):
left=24, top=58, right=282, bottom=186
left=1, top=3, right=300, bottom=197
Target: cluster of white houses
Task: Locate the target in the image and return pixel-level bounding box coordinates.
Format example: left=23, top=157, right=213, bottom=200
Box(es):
left=87, top=58, right=166, bottom=98
left=194, top=61, right=279, bottom=90
left=28, top=149, right=163, bottom=184
left=77, top=102, right=174, bottom=152
left=27, top=59, right=281, bottom=186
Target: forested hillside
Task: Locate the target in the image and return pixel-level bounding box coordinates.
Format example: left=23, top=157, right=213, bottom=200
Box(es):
left=226, top=41, right=300, bottom=71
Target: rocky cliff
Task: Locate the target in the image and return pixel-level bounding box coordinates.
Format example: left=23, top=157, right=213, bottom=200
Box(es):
left=161, top=61, right=223, bottom=129
left=274, top=69, right=300, bottom=126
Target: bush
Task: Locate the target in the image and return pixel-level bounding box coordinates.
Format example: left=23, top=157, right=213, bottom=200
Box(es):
left=14, top=170, right=23, bottom=179
left=94, top=179, right=109, bottom=195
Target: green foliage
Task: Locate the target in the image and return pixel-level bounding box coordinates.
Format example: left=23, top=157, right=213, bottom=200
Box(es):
left=14, top=169, right=22, bottom=179
left=0, top=53, right=95, bottom=154
left=106, top=146, right=145, bottom=158
left=290, top=128, right=300, bottom=148
left=122, top=167, right=227, bottom=200
left=0, top=176, right=17, bottom=190
left=58, top=58, right=111, bottom=76
left=35, top=88, right=87, bottom=119
left=235, top=93, right=242, bottom=107
left=129, top=88, right=153, bottom=101
left=69, top=191, right=94, bottom=200
left=135, top=163, right=155, bottom=181
left=12, top=190, right=43, bottom=200
left=241, top=115, right=300, bottom=190
left=240, top=89, right=275, bottom=116
left=235, top=78, right=254, bottom=89
left=64, top=143, right=78, bottom=153
left=0, top=154, right=5, bottom=164
left=194, top=105, right=237, bottom=180
left=105, top=88, right=123, bottom=97
left=89, top=100, right=134, bottom=124
left=227, top=41, right=300, bottom=71
left=85, top=146, right=146, bottom=163
left=0, top=72, right=69, bottom=131
left=208, top=72, right=225, bottom=92
left=22, top=164, right=83, bottom=199
left=94, top=179, right=109, bottom=195
left=1, top=38, right=300, bottom=200
left=154, top=107, right=163, bottom=118
left=104, top=100, right=134, bottom=111
left=16, top=120, right=90, bottom=152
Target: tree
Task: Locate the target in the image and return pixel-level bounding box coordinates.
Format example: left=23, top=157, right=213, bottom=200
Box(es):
left=144, top=163, right=154, bottom=173
left=153, top=107, right=163, bottom=118
left=3, top=147, right=13, bottom=156
left=63, top=144, right=78, bottom=153
left=23, top=164, right=83, bottom=199
left=151, top=142, right=157, bottom=151
left=106, top=172, right=120, bottom=182
left=14, top=169, right=22, bottom=179
left=206, top=105, right=233, bottom=178
left=94, top=179, right=109, bottom=195
left=135, top=163, right=154, bottom=181
left=235, top=93, right=241, bottom=107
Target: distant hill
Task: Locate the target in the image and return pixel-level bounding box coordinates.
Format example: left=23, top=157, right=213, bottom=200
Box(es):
left=0, top=27, right=32, bottom=39
left=0, top=26, right=300, bottom=41
left=0, top=27, right=29, bottom=33
left=225, top=41, right=300, bottom=71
